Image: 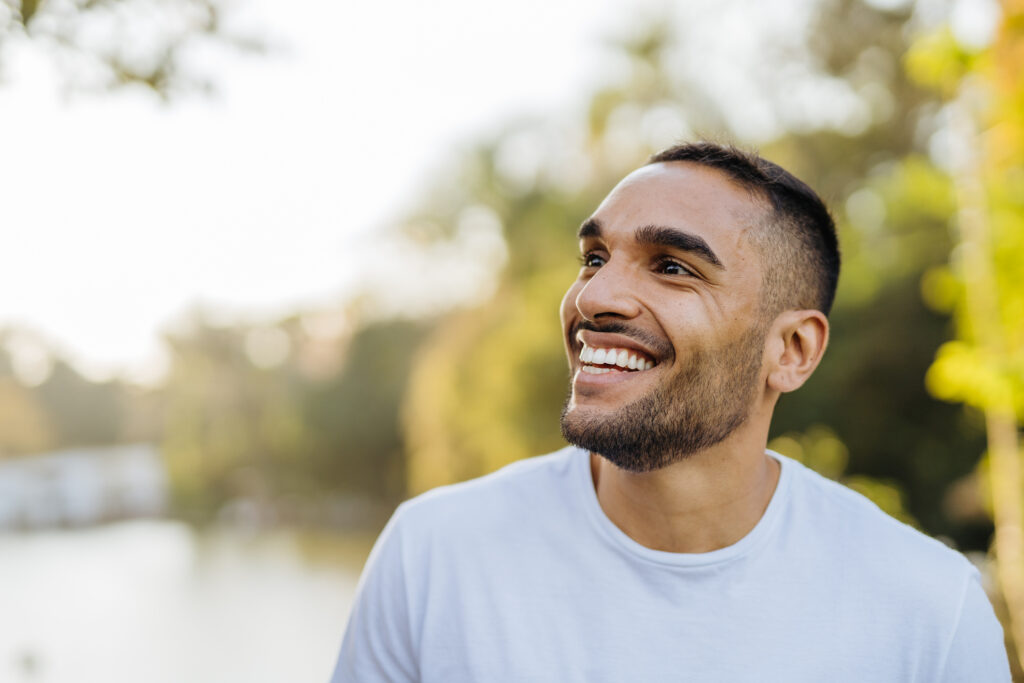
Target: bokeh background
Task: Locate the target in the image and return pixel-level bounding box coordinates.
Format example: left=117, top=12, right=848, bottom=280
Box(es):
left=1, top=0, right=1022, bottom=680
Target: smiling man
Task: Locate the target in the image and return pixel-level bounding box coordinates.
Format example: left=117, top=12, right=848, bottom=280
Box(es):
left=331, top=142, right=1010, bottom=682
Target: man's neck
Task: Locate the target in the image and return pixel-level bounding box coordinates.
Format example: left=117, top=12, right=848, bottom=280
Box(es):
left=590, top=438, right=781, bottom=554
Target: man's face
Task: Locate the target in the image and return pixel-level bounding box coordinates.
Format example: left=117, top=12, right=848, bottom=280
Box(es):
left=559, top=162, right=770, bottom=472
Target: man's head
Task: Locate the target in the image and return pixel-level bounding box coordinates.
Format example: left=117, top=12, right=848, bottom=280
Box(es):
left=648, top=142, right=839, bottom=319
left=559, top=142, right=838, bottom=472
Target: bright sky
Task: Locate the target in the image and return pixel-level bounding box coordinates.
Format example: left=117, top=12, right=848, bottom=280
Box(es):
left=0, top=0, right=651, bottom=384
left=5, top=0, right=990, bottom=386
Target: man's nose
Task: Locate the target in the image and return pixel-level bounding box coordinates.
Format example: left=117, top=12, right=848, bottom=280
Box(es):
left=574, top=261, right=642, bottom=322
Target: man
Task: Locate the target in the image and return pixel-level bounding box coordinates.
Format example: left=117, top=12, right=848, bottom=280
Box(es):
left=331, top=142, right=1011, bottom=681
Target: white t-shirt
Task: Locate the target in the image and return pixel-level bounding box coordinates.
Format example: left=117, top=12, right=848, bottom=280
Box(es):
left=331, top=447, right=1011, bottom=682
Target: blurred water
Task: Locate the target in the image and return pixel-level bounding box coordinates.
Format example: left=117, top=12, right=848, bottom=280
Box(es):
left=0, top=520, right=369, bottom=683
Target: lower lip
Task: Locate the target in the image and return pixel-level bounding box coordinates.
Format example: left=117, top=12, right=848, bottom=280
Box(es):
left=573, top=365, right=653, bottom=387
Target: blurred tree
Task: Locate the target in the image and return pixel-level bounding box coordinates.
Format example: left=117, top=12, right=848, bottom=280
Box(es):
left=161, top=315, right=306, bottom=519
left=0, top=376, right=52, bottom=455
left=0, top=0, right=264, bottom=97
left=34, top=359, right=124, bottom=446
left=906, top=0, right=1024, bottom=669
left=304, top=318, right=432, bottom=501
left=119, top=383, right=165, bottom=444
left=160, top=310, right=428, bottom=522
left=0, top=331, right=133, bottom=454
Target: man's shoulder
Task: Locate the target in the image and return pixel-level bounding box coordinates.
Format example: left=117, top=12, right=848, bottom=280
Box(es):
left=391, top=446, right=580, bottom=537
left=783, top=454, right=977, bottom=593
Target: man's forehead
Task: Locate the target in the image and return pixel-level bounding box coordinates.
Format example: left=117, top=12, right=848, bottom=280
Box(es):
left=586, top=162, right=765, bottom=248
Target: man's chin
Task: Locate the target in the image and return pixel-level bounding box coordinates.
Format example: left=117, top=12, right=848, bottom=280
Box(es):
left=560, top=420, right=677, bottom=474
left=559, top=407, right=643, bottom=467
left=560, top=399, right=613, bottom=427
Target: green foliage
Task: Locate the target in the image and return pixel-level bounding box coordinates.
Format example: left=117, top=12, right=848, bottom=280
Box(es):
left=2, top=0, right=265, bottom=98
left=18, top=0, right=40, bottom=24
left=0, top=335, right=140, bottom=455
left=769, top=425, right=850, bottom=481
left=159, top=311, right=431, bottom=521
left=928, top=341, right=1024, bottom=415
left=904, top=27, right=980, bottom=98
left=916, top=0, right=1024, bottom=424
left=35, top=360, right=124, bottom=446
left=303, top=318, right=432, bottom=499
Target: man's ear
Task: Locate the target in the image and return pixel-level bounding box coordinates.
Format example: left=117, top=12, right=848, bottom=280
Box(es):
left=765, top=310, right=829, bottom=394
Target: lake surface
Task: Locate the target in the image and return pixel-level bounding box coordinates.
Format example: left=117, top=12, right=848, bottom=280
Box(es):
left=0, top=520, right=373, bottom=683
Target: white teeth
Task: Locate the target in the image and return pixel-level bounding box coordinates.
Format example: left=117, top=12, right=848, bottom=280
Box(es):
left=581, top=366, right=611, bottom=374
left=579, top=343, right=656, bottom=372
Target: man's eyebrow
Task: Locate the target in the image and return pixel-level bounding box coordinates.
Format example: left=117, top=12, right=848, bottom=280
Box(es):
left=577, top=218, right=601, bottom=239
left=634, top=224, right=724, bottom=269
left=577, top=218, right=724, bottom=269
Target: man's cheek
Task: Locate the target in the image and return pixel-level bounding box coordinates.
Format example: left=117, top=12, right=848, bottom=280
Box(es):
left=560, top=283, right=583, bottom=324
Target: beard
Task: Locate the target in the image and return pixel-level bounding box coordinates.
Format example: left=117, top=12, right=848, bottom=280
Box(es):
left=560, top=322, right=766, bottom=473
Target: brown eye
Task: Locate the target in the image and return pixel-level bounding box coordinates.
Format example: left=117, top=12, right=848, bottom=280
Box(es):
left=580, top=253, right=606, bottom=268
left=658, top=259, right=694, bottom=276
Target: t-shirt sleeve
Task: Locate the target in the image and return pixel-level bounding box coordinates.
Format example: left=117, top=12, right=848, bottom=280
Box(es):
left=939, top=569, right=1011, bottom=683
left=329, top=505, right=419, bottom=683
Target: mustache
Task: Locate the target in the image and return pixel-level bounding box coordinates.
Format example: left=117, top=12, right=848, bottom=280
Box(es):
left=572, top=320, right=673, bottom=358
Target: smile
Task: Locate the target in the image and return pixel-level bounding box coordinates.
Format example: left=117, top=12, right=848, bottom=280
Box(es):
left=578, top=343, right=656, bottom=374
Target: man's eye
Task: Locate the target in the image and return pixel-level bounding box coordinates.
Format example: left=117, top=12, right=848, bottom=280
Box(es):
left=580, top=253, right=606, bottom=268
left=658, top=259, right=693, bottom=276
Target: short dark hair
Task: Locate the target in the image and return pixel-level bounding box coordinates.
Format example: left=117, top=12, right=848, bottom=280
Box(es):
left=648, top=142, right=840, bottom=317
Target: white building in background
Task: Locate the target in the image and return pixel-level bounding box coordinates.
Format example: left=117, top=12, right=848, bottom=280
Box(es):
left=0, top=444, right=167, bottom=529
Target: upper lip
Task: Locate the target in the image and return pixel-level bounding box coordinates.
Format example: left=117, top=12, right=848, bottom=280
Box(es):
left=575, top=330, right=661, bottom=364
